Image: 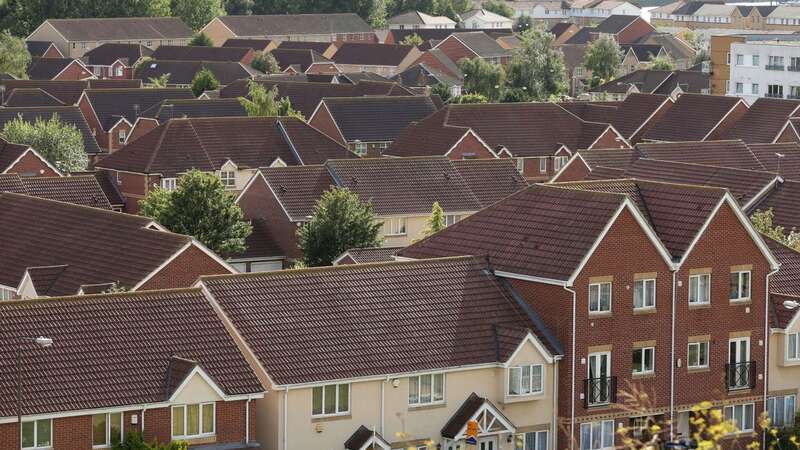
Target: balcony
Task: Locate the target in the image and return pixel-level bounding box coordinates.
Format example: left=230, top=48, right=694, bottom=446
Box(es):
left=584, top=376, right=617, bottom=408
left=766, top=65, right=785, bottom=71
left=766, top=93, right=784, bottom=99
left=789, top=66, right=800, bottom=72
left=789, top=95, right=800, bottom=100
left=726, top=361, right=756, bottom=391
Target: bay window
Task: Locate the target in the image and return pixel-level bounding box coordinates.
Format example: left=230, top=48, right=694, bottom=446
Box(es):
left=409, top=373, right=444, bottom=406
left=508, top=364, right=544, bottom=396
left=312, top=383, right=349, bottom=416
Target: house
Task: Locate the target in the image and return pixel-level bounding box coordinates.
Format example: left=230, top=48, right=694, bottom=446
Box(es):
left=308, top=95, right=441, bottom=156
left=721, top=97, right=800, bottom=144
left=0, top=79, right=142, bottom=107
left=200, top=13, right=376, bottom=47
left=25, top=41, right=64, bottom=58
left=269, top=48, right=339, bottom=74
left=82, top=43, right=153, bottom=79
left=0, top=192, right=234, bottom=298
left=387, top=11, right=457, bottom=29
left=550, top=22, right=581, bottom=45
left=399, top=179, right=779, bottom=448
left=635, top=32, right=697, bottom=70
left=234, top=157, right=527, bottom=269
left=393, top=63, right=463, bottom=96
left=0, top=172, right=114, bottom=209
left=387, top=102, right=629, bottom=181
left=591, top=69, right=711, bottom=101
left=26, top=17, right=193, bottom=57
left=509, top=1, right=569, bottom=20
left=222, top=38, right=278, bottom=53
left=460, top=9, right=514, bottom=29
left=0, top=288, right=263, bottom=447
left=136, top=60, right=258, bottom=87
left=276, top=40, right=339, bottom=58
left=568, top=0, right=642, bottom=20
left=333, top=246, right=404, bottom=265
left=561, top=43, right=591, bottom=95
left=94, top=116, right=355, bottom=213
left=383, top=28, right=514, bottom=46
left=0, top=137, right=61, bottom=176
left=0, top=106, right=103, bottom=159
left=651, top=2, right=800, bottom=32
left=199, top=256, right=562, bottom=450
left=433, top=32, right=512, bottom=65
left=565, top=15, right=655, bottom=45
left=26, top=57, right=94, bottom=81
left=331, top=42, right=422, bottom=78
left=401, top=47, right=464, bottom=88
left=620, top=44, right=668, bottom=74
left=640, top=93, right=748, bottom=142
left=151, top=45, right=256, bottom=65
left=126, top=98, right=248, bottom=144
left=77, top=88, right=195, bottom=153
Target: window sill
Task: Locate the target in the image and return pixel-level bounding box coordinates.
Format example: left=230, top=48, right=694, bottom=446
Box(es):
left=633, top=307, right=656, bottom=315
left=408, top=402, right=447, bottom=412
left=632, top=372, right=656, bottom=379
left=687, top=367, right=710, bottom=373
left=688, top=303, right=711, bottom=310
left=729, top=298, right=751, bottom=305
left=172, top=434, right=216, bottom=445
left=312, top=413, right=352, bottom=423
left=588, top=311, right=612, bottom=318
left=504, top=393, right=546, bottom=404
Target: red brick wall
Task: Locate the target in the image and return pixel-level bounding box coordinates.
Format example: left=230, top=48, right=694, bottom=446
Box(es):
left=588, top=128, right=629, bottom=150
left=776, top=123, right=799, bottom=143
left=411, top=51, right=460, bottom=78
left=43, top=46, right=64, bottom=58
left=237, top=175, right=301, bottom=260
left=309, top=103, right=347, bottom=145
left=52, top=61, right=93, bottom=81
left=5, top=150, right=60, bottom=176
left=241, top=49, right=256, bottom=66
left=306, top=63, right=340, bottom=74
left=446, top=132, right=496, bottom=159
left=551, top=157, right=590, bottom=182
left=143, top=406, right=171, bottom=444
left=96, top=170, right=151, bottom=213
left=78, top=96, right=105, bottom=149
left=108, top=121, right=132, bottom=153
left=435, top=37, right=477, bottom=64
left=139, top=244, right=230, bottom=290
left=707, top=102, right=749, bottom=141
left=216, top=400, right=250, bottom=443
left=53, top=415, right=92, bottom=450
left=616, top=19, right=657, bottom=44
left=127, top=119, right=159, bottom=144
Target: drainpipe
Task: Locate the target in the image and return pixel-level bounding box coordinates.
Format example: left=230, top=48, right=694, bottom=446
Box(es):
left=552, top=360, right=560, bottom=450
left=245, top=395, right=253, bottom=444
left=141, top=407, right=146, bottom=437
left=381, top=377, right=388, bottom=435
left=763, top=267, right=779, bottom=449
left=283, top=387, right=289, bottom=450
left=670, top=269, right=677, bottom=441
left=563, top=285, right=577, bottom=450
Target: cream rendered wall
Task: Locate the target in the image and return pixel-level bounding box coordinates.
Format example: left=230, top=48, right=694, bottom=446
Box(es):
left=171, top=372, right=224, bottom=404
left=381, top=212, right=473, bottom=247
left=218, top=162, right=258, bottom=192
left=769, top=324, right=800, bottom=395
left=201, top=19, right=238, bottom=47
left=28, top=22, right=70, bottom=57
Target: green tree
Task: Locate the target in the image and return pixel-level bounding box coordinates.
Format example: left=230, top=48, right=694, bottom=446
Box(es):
left=751, top=208, right=800, bottom=250
left=458, top=57, right=505, bottom=101
left=225, top=0, right=254, bottom=15
left=238, top=81, right=304, bottom=119
left=649, top=53, right=675, bottom=71
left=173, top=0, right=225, bottom=30
left=0, top=31, right=31, bottom=79
left=148, top=73, right=171, bottom=87
left=506, top=27, right=568, bottom=101
left=139, top=169, right=252, bottom=258
left=191, top=67, right=220, bottom=96
left=500, top=87, right=530, bottom=103
left=148, top=0, right=172, bottom=16
left=368, top=0, right=389, bottom=28
left=189, top=33, right=214, bottom=47
left=298, top=187, right=383, bottom=266
left=431, top=83, right=453, bottom=103
left=1, top=114, right=87, bottom=173
left=514, top=14, right=532, bottom=32
left=454, top=93, right=488, bottom=103
left=251, top=51, right=280, bottom=74
left=400, top=33, right=424, bottom=47
left=583, top=35, right=622, bottom=87
left=422, top=202, right=446, bottom=238
left=481, top=0, right=514, bottom=18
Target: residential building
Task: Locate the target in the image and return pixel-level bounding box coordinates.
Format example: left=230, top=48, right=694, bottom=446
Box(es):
left=0, top=172, right=114, bottom=209
left=620, top=44, right=668, bottom=74
left=333, top=246, right=404, bottom=265
left=234, top=157, right=527, bottom=269
left=591, top=68, right=711, bottom=101
left=636, top=32, right=697, bottom=70
left=26, top=17, right=193, bottom=57
left=276, top=40, right=340, bottom=58
left=652, top=2, right=800, bottom=32
left=199, top=256, right=562, bottom=450
left=728, top=40, right=800, bottom=104
left=0, top=288, right=263, bottom=448
left=550, top=22, right=581, bottom=45
left=331, top=42, right=422, bottom=78
left=511, top=2, right=570, bottom=20
left=640, top=93, right=747, bottom=142
left=383, top=28, right=513, bottom=46
left=0, top=106, right=103, bottom=159
left=721, top=97, right=800, bottom=143
left=136, top=60, right=259, bottom=88
left=26, top=57, right=94, bottom=81
left=460, top=9, right=514, bottom=29
left=433, top=32, right=512, bottom=65
left=200, top=13, right=376, bottom=47
left=126, top=98, right=248, bottom=143
left=222, top=38, right=278, bottom=53
left=25, top=40, right=64, bottom=58
left=0, top=192, right=234, bottom=299
left=83, top=43, right=153, bottom=79
left=561, top=93, right=674, bottom=144
left=565, top=15, right=656, bottom=46
left=269, top=48, right=339, bottom=74
left=0, top=137, right=61, bottom=177
left=387, top=11, right=457, bottom=29
left=151, top=45, right=256, bottom=65
left=94, top=116, right=355, bottom=213
left=0, top=79, right=142, bottom=107
left=308, top=95, right=441, bottom=156
left=399, top=180, right=779, bottom=448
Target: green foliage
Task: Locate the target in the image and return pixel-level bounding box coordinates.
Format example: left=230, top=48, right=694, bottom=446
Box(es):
left=1, top=114, right=87, bottom=173
left=751, top=208, right=800, bottom=250
left=481, top=0, right=514, bottom=18
left=422, top=202, right=446, bottom=238
left=251, top=51, right=280, bottom=74
left=225, top=0, right=254, bottom=15
left=139, top=169, right=252, bottom=258
left=368, top=0, right=389, bottom=28
left=649, top=53, right=676, bottom=71
left=453, top=93, right=488, bottom=103
left=500, top=87, right=530, bottom=103
left=173, top=0, right=225, bottom=30
left=430, top=83, right=452, bottom=103
left=694, top=48, right=710, bottom=65
left=112, top=431, right=189, bottom=450
left=583, top=35, right=622, bottom=86
left=148, top=73, right=171, bottom=88
left=0, top=31, right=31, bottom=79
left=189, top=33, right=214, bottom=47
left=191, top=67, right=220, bottom=96
left=238, top=80, right=304, bottom=119
left=134, top=56, right=153, bottom=78
left=514, top=14, right=532, bottom=32
left=458, top=57, right=505, bottom=101
left=400, top=33, right=424, bottom=47
left=506, top=27, right=568, bottom=101
left=681, top=29, right=704, bottom=51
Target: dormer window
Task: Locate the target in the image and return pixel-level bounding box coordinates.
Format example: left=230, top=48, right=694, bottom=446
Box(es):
left=220, top=171, right=236, bottom=189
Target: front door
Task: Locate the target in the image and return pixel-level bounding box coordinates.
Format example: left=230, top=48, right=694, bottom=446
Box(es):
left=728, top=338, right=751, bottom=389
left=478, top=436, right=498, bottom=450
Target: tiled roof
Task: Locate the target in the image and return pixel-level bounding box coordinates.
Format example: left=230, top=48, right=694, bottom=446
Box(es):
left=269, top=48, right=333, bottom=73
left=345, top=426, right=390, bottom=450
left=0, top=79, right=141, bottom=106
left=137, top=60, right=255, bottom=85
left=83, top=88, right=195, bottom=130
left=0, top=193, right=192, bottom=295
left=441, top=393, right=487, bottom=438
left=594, top=70, right=709, bottom=95
left=550, top=22, right=577, bottom=38
left=636, top=32, right=696, bottom=61
left=319, top=95, right=440, bottom=142
left=621, top=44, right=664, bottom=62
left=332, top=42, right=416, bottom=66
left=11, top=175, right=113, bottom=209
left=95, top=117, right=353, bottom=177
left=3, top=88, right=65, bottom=107
left=766, top=236, right=800, bottom=298
left=139, top=98, right=247, bottom=122
left=83, top=43, right=152, bottom=66
left=747, top=142, right=800, bottom=180
left=0, top=288, right=262, bottom=417
left=222, top=38, right=275, bottom=51
left=336, top=246, right=403, bottom=264
left=277, top=41, right=335, bottom=54
left=576, top=148, right=642, bottom=171
left=400, top=184, right=626, bottom=280
left=43, top=17, right=193, bottom=41
left=151, top=45, right=253, bottom=62
left=450, top=158, right=529, bottom=207
left=27, top=58, right=88, bottom=80
left=444, top=32, right=511, bottom=59
left=388, top=28, right=512, bottom=45
left=257, top=165, right=335, bottom=221
left=770, top=293, right=800, bottom=329
left=0, top=138, right=31, bottom=172
left=388, top=11, right=456, bottom=25
left=216, top=13, right=372, bottom=36
left=747, top=179, right=800, bottom=231
left=721, top=98, right=800, bottom=144
left=0, top=106, right=102, bottom=154
left=610, top=93, right=672, bottom=140
left=636, top=140, right=766, bottom=171
left=595, top=14, right=644, bottom=34
left=26, top=41, right=57, bottom=58
left=200, top=256, right=559, bottom=385
left=0, top=173, right=25, bottom=192
left=642, top=93, right=742, bottom=142
left=74, top=170, right=126, bottom=206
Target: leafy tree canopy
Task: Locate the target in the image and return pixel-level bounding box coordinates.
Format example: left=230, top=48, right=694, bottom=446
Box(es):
left=751, top=208, right=800, bottom=250
left=191, top=67, right=220, bottom=96
left=0, top=31, right=31, bottom=79
left=583, top=35, right=622, bottom=86
left=251, top=51, right=281, bottom=74
left=421, top=202, right=446, bottom=238
left=482, top=0, right=514, bottom=18
left=189, top=33, right=214, bottom=47
left=649, top=53, right=676, bottom=71
left=458, top=56, right=505, bottom=101
left=506, top=27, right=568, bottom=101
left=400, top=33, right=424, bottom=47
left=173, top=0, right=225, bottom=30
left=1, top=114, right=87, bottom=173
left=238, top=80, right=304, bottom=119
left=148, top=73, right=171, bottom=88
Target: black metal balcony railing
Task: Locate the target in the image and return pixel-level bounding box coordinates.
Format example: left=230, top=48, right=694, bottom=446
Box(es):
left=789, top=95, right=800, bottom=100
left=766, top=64, right=785, bottom=71
left=584, top=376, right=617, bottom=408
left=788, top=66, right=800, bottom=72
left=726, top=361, right=756, bottom=391
left=766, top=93, right=785, bottom=99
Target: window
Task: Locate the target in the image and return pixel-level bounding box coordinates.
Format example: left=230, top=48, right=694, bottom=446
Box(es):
left=589, top=282, right=611, bottom=313
left=729, top=271, right=751, bottom=301
left=580, top=420, right=614, bottom=450
left=554, top=156, right=568, bottom=171
left=688, top=274, right=710, bottom=305
left=726, top=52, right=730, bottom=65
left=0, top=286, right=13, bottom=300
left=354, top=141, right=367, bottom=155
left=445, top=215, right=461, bottom=226
left=409, top=373, right=444, bottom=405
left=517, top=157, right=525, bottom=174
left=172, top=403, right=214, bottom=438
left=769, top=84, right=784, bottom=98
left=768, top=395, right=797, bottom=428
left=752, top=83, right=759, bottom=95
left=508, top=364, right=544, bottom=396
left=383, top=217, right=407, bottom=236
left=92, top=412, right=123, bottom=447
left=791, top=86, right=800, bottom=99
left=787, top=332, right=800, bottom=361
left=219, top=171, right=236, bottom=189
left=115, top=65, right=124, bottom=77
left=725, top=80, right=730, bottom=94
left=516, top=431, right=548, bottom=450
left=735, top=54, right=744, bottom=65
left=724, top=403, right=754, bottom=432
left=735, top=82, right=743, bottom=94
left=539, top=158, right=547, bottom=174
left=21, top=419, right=51, bottom=449
left=752, top=54, right=760, bottom=66
left=160, top=178, right=177, bottom=191
left=769, top=55, right=785, bottom=67
left=118, top=129, right=126, bottom=144
left=792, top=57, right=800, bottom=69
left=688, top=341, right=709, bottom=368
left=312, top=383, right=349, bottom=416
left=632, top=347, right=655, bottom=374
left=634, top=279, right=655, bottom=309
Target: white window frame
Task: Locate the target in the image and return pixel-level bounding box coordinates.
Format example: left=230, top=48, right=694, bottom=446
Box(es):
left=118, top=129, right=126, bottom=144
left=408, top=373, right=445, bottom=406
left=0, top=286, right=14, bottom=300
left=735, top=54, right=744, bottom=65
left=632, top=347, right=655, bottom=375
left=383, top=217, right=407, bottom=236
left=312, top=383, right=350, bottom=417
left=787, top=332, right=800, bottom=361
left=588, top=282, right=612, bottom=314
left=730, top=270, right=751, bottom=302
left=516, top=430, right=548, bottom=450
left=767, top=395, right=797, bottom=428
left=539, top=158, right=547, bottom=174
left=723, top=403, right=755, bottom=432
left=688, top=273, right=710, bottom=305
left=516, top=157, right=525, bottom=174
left=687, top=341, right=709, bottom=369
left=354, top=141, right=368, bottom=156
left=735, top=82, right=743, bottom=94
left=580, top=420, right=614, bottom=450
left=115, top=65, right=124, bottom=77
left=21, top=419, right=52, bottom=450
left=171, top=402, right=216, bottom=439
left=554, top=156, right=568, bottom=171
left=160, top=178, right=177, bottom=191
left=752, top=83, right=759, bottom=95
left=219, top=170, right=236, bottom=189
left=445, top=214, right=461, bottom=227
left=633, top=278, right=655, bottom=310
left=92, top=412, right=123, bottom=448
left=752, top=54, right=760, bottom=66
left=507, top=364, right=544, bottom=396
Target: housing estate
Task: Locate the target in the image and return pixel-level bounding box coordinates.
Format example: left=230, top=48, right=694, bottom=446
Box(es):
left=200, top=13, right=376, bottom=46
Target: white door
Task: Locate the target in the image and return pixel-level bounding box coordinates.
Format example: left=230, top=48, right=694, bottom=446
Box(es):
left=478, top=436, right=498, bottom=450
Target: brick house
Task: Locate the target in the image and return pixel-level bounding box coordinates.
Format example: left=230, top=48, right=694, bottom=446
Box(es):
left=136, top=60, right=259, bottom=88
left=223, top=38, right=279, bottom=53
left=331, top=42, right=422, bottom=78
left=0, top=288, right=263, bottom=449
left=26, top=41, right=64, bottom=58
left=151, top=45, right=256, bottom=65
left=126, top=98, right=247, bottom=144
left=0, top=79, right=142, bottom=108
left=0, top=138, right=61, bottom=177
left=83, top=43, right=153, bottom=79
left=0, top=172, right=114, bottom=209
left=640, top=93, right=749, bottom=142
left=564, top=15, right=656, bottom=46
left=399, top=180, right=779, bottom=448
left=432, top=32, right=512, bottom=65
left=26, top=58, right=94, bottom=81
left=268, top=48, right=339, bottom=75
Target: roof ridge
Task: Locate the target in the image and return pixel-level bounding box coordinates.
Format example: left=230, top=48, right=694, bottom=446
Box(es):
left=184, top=118, right=216, bottom=171
left=0, top=286, right=203, bottom=306
left=0, top=191, right=169, bottom=224
left=641, top=157, right=775, bottom=175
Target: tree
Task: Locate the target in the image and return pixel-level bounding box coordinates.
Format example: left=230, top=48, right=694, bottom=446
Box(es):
left=582, top=35, right=622, bottom=87
left=298, top=187, right=383, bottom=266
left=0, top=31, right=31, bottom=79
left=400, top=33, right=424, bottom=47
left=251, top=51, right=280, bottom=74
left=751, top=208, right=800, bottom=250
left=148, top=0, right=172, bottom=16
left=458, top=57, right=505, bottom=101
left=148, top=73, right=171, bottom=87
left=649, top=53, right=675, bottom=71
left=514, top=14, right=532, bottom=32
left=189, top=33, right=214, bottom=47
left=191, top=67, right=220, bottom=96
left=431, top=83, right=453, bottom=103
left=368, top=0, right=389, bottom=29
left=238, top=80, right=304, bottom=119
left=225, top=0, right=254, bottom=15
left=481, top=0, right=514, bottom=18
left=500, top=87, right=530, bottom=103
left=1, top=114, right=87, bottom=173
left=173, top=0, right=225, bottom=30
left=139, top=169, right=252, bottom=258
left=422, top=202, right=446, bottom=238
left=506, top=27, right=568, bottom=101
left=453, top=93, right=488, bottom=103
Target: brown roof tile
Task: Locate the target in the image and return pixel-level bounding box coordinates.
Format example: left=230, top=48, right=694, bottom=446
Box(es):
left=83, top=43, right=153, bottom=66
left=152, top=45, right=254, bottom=62
left=332, top=42, right=416, bottom=66
left=643, top=93, right=743, bottom=142
left=137, top=60, right=256, bottom=85
left=335, top=246, right=403, bottom=264
left=319, top=95, right=439, bottom=142
left=747, top=179, right=800, bottom=231
left=0, top=138, right=30, bottom=172
left=636, top=140, right=766, bottom=171
left=0, top=106, right=102, bottom=155
left=610, top=93, right=672, bottom=140
left=747, top=142, right=800, bottom=180
left=26, top=58, right=89, bottom=80
left=83, top=88, right=195, bottom=130
left=216, top=13, right=372, bottom=36
left=3, top=88, right=64, bottom=107
left=222, top=38, right=275, bottom=51
left=269, top=48, right=332, bottom=73
left=721, top=97, right=800, bottom=144
left=43, top=17, right=193, bottom=41
left=0, top=79, right=141, bottom=106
